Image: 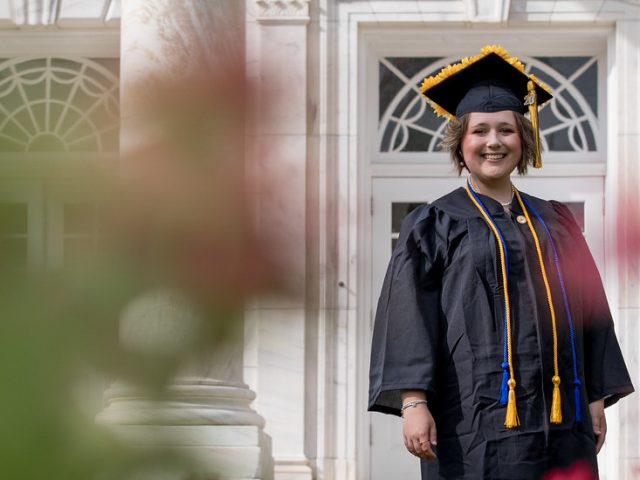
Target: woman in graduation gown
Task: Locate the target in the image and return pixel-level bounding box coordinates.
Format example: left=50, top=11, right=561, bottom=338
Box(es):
left=368, top=46, right=634, bottom=480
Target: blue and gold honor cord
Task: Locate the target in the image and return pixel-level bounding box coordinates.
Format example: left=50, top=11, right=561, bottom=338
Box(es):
left=465, top=181, right=519, bottom=428
left=465, top=181, right=581, bottom=427
left=519, top=195, right=583, bottom=422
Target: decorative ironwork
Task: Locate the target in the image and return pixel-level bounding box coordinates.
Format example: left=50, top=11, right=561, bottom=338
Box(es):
left=378, top=55, right=599, bottom=155
left=0, top=57, right=119, bottom=153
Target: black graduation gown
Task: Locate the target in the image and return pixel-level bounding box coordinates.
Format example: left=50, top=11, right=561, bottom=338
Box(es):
left=368, top=187, right=634, bottom=480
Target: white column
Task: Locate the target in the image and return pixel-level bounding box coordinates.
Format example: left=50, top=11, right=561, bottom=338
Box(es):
left=245, top=1, right=315, bottom=479
left=613, top=19, right=640, bottom=480
left=97, top=1, right=272, bottom=479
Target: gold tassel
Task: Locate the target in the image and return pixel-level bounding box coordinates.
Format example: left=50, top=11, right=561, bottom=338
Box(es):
left=505, top=379, right=520, bottom=428
left=550, top=375, right=562, bottom=424
left=525, top=80, right=542, bottom=168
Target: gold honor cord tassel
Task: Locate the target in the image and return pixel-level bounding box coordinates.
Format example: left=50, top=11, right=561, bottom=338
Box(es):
left=514, top=189, right=562, bottom=424
left=525, top=80, right=543, bottom=168
left=465, top=184, right=520, bottom=428
left=506, top=379, right=519, bottom=428
left=551, top=375, right=562, bottom=424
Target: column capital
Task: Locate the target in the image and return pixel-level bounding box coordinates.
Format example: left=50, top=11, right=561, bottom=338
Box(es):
left=256, top=0, right=310, bottom=25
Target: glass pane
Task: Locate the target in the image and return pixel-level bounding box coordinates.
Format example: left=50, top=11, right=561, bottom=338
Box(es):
left=534, top=57, right=597, bottom=116
left=391, top=202, right=427, bottom=252
left=562, top=201, right=585, bottom=233
left=64, top=237, right=94, bottom=265
left=64, top=203, right=94, bottom=234
left=379, top=57, right=443, bottom=120
left=379, top=57, right=446, bottom=153
left=63, top=202, right=104, bottom=266
left=0, top=203, right=27, bottom=235
left=0, top=237, right=27, bottom=269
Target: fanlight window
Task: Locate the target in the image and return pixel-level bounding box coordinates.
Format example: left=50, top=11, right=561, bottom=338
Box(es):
left=379, top=56, right=599, bottom=155
left=0, top=57, right=119, bottom=154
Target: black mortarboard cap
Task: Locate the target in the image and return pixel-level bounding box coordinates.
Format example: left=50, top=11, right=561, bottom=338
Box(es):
left=420, top=48, right=552, bottom=119
left=420, top=45, right=553, bottom=167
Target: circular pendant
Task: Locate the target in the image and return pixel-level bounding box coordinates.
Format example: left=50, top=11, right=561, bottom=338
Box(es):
left=516, top=215, right=527, bottom=224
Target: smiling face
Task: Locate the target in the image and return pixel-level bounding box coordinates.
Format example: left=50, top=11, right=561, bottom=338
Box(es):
left=461, top=110, right=522, bottom=187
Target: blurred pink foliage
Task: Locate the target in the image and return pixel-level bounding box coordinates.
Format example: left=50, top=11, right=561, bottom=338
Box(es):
left=543, top=460, right=598, bottom=480
left=615, top=189, right=640, bottom=264
left=0, top=46, right=296, bottom=479
left=116, top=63, right=290, bottom=309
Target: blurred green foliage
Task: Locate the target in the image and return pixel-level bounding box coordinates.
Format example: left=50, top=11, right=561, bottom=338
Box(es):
left=0, top=61, right=279, bottom=478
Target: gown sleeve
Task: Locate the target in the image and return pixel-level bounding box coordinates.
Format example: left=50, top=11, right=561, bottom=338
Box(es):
left=368, top=204, right=449, bottom=416
left=552, top=202, right=634, bottom=407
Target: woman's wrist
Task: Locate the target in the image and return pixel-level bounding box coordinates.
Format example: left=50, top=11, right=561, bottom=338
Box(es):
left=400, top=390, right=429, bottom=417
left=400, top=389, right=426, bottom=403
left=401, top=399, right=428, bottom=416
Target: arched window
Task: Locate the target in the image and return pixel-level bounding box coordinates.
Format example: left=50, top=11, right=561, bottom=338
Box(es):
left=0, top=56, right=119, bottom=270
left=0, top=57, right=119, bottom=154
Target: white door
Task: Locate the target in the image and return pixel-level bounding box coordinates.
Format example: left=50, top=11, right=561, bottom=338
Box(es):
left=369, top=176, right=604, bottom=480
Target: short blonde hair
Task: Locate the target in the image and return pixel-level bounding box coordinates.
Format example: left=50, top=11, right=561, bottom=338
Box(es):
left=439, top=112, right=536, bottom=175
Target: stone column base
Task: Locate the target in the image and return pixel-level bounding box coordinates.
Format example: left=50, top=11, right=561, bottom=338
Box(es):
left=104, top=424, right=273, bottom=480
left=97, top=380, right=273, bottom=479
left=274, top=456, right=313, bottom=480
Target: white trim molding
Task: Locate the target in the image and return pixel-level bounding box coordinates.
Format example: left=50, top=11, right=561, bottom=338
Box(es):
left=465, top=0, right=511, bottom=22
left=255, top=0, right=310, bottom=24
left=328, top=2, right=636, bottom=479
left=0, top=31, right=120, bottom=57
left=0, top=0, right=120, bottom=29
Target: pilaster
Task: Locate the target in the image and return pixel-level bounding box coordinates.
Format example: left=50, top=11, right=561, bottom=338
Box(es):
left=613, top=19, right=640, bottom=480
left=245, top=1, right=314, bottom=479
left=97, top=1, right=273, bottom=478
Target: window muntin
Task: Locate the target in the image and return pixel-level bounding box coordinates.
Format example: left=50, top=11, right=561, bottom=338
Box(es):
left=62, top=202, right=103, bottom=266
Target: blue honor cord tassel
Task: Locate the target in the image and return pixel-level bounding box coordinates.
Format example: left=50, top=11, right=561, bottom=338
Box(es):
left=500, top=361, right=510, bottom=405
left=520, top=195, right=583, bottom=424
left=574, top=379, right=582, bottom=422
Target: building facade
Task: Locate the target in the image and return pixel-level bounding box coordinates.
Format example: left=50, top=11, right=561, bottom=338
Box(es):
left=1, top=1, right=638, bottom=479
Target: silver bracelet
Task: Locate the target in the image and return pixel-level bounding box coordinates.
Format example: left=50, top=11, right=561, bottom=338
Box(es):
left=400, top=399, right=428, bottom=415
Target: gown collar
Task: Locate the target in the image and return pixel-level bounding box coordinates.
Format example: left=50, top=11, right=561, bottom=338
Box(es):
left=454, top=185, right=518, bottom=217
left=440, top=187, right=551, bottom=220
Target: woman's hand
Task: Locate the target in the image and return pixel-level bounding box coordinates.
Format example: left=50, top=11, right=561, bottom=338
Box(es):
left=589, top=399, right=606, bottom=453
left=401, top=391, right=437, bottom=460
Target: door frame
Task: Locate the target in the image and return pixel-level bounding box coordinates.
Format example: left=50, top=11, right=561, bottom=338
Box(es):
left=354, top=26, right=618, bottom=480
